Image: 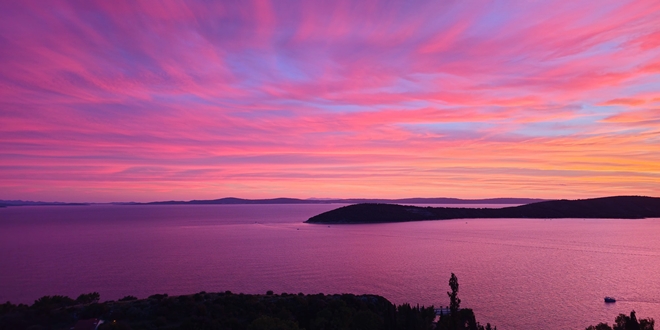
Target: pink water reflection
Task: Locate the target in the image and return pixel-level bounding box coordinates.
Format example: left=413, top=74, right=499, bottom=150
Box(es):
left=1, top=204, right=659, bottom=329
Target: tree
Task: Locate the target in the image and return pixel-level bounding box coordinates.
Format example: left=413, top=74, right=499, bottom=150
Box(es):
left=247, top=315, right=300, bottom=330
left=448, top=273, right=461, bottom=317
left=76, top=292, right=100, bottom=304
left=586, top=323, right=613, bottom=330
left=438, top=274, right=495, bottom=330
left=32, top=295, right=75, bottom=309
left=585, top=310, right=654, bottom=330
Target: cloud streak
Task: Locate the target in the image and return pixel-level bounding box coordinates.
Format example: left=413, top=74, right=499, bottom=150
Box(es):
left=1, top=0, right=659, bottom=202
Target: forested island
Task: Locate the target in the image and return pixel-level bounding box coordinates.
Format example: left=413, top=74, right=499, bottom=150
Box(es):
left=306, top=196, right=660, bottom=224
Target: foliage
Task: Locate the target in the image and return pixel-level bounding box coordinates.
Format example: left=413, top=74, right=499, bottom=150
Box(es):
left=76, top=292, right=100, bottom=304
left=0, top=291, right=437, bottom=330
left=32, top=295, right=75, bottom=309
left=396, top=303, right=436, bottom=330
left=586, top=324, right=614, bottom=330
left=118, top=296, right=137, bottom=302
left=247, top=315, right=300, bottom=330
left=585, top=310, right=655, bottom=330
left=448, top=273, right=461, bottom=316
left=437, top=274, right=496, bottom=330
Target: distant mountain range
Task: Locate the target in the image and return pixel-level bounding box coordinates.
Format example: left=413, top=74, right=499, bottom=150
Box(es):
left=137, top=197, right=545, bottom=205
left=0, top=197, right=544, bottom=208
left=0, top=200, right=89, bottom=207
left=306, top=196, right=660, bottom=223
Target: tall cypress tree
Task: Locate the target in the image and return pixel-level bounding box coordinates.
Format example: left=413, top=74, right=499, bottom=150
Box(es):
left=448, top=273, right=461, bottom=317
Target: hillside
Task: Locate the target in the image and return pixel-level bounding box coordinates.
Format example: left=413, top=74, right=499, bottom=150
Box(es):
left=305, top=196, right=660, bottom=224
left=0, top=291, right=437, bottom=330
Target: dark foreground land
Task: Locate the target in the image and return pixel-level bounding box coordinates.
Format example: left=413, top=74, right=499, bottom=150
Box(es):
left=0, top=291, right=464, bottom=330
left=0, top=274, right=494, bottom=330
left=306, top=196, right=660, bottom=224
left=0, top=273, right=653, bottom=330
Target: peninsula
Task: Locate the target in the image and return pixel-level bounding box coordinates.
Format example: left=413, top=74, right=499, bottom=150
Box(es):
left=305, top=196, right=660, bottom=224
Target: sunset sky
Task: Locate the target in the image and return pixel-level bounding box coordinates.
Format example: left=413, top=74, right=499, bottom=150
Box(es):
left=1, top=1, right=659, bottom=202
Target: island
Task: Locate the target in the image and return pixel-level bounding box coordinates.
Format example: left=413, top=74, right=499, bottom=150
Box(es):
left=305, top=196, right=660, bottom=224
left=0, top=200, right=89, bottom=207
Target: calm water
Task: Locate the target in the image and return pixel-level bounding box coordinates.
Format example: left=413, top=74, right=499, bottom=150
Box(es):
left=1, top=204, right=659, bottom=329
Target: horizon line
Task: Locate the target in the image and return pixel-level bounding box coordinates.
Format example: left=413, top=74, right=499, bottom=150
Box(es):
left=0, top=196, right=553, bottom=205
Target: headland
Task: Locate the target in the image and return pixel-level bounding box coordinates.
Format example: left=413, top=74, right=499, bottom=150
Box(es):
left=305, top=196, right=660, bottom=224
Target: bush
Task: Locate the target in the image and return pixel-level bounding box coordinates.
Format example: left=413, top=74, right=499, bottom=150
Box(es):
left=76, top=292, right=100, bottom=304
left=119, top=296, right=137, bottom=302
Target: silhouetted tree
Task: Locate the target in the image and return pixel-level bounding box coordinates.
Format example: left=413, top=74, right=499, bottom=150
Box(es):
left=640, top=318, right=656, bottom=330
left=614, top=310, right=654, bottom=330
left=32, top=295, right=75, bottom=309
left=586, top=323, right=613, bottom=330
left=585, top=310, right=654, bottom=330
left=437, top=274, right=496, bottom=330
left=396, top=303, right=435, bottom=330
left=76, top=292, right=100, bottom=304
left=247, top=315, right=300, bottom=330
left=448, top=273, right=461, bottom=317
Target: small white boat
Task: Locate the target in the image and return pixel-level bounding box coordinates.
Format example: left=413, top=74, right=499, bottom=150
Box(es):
left=604, top=296, right=616, bottom=303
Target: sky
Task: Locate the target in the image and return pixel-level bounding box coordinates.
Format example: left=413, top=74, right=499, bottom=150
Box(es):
left=1, top=0, right=659, bottom=202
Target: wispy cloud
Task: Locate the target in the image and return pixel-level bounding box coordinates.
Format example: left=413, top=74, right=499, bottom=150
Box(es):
left=1, top=0, right=659, bottom=201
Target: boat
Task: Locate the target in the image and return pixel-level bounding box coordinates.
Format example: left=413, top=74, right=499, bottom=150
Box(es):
left=604, top=297, right=616, bottom=303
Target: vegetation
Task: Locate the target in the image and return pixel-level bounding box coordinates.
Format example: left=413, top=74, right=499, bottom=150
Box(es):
left=2, top=274, right=649, bottom=329
left=76, top=292, right=101, bottom=304
left=436, top=273, right=495, bottom=330
left=0, top=291, right=434, bottom=330
left=585, top=310, right=655, bottom=330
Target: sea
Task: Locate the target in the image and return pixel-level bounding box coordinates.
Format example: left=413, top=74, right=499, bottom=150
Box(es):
left=1, top=204, right=659, bottom=329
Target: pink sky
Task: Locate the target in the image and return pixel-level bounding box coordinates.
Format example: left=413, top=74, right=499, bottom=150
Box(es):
left=1, top=1, right=659, bottom=202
